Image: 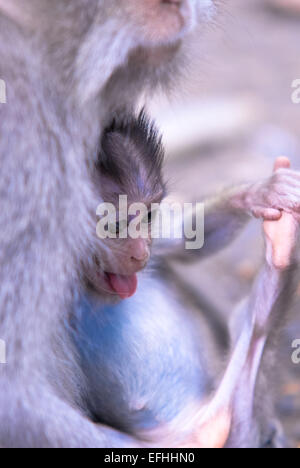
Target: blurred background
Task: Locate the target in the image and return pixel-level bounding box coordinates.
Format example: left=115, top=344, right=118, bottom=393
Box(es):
left=144, top=0, right=300, bottom=447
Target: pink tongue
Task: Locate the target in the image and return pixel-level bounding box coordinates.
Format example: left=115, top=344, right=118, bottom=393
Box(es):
left=107, top=273, right=138, bottom=300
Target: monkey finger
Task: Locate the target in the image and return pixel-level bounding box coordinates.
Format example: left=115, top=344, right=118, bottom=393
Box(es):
left=252, top=206, right=282, bottom=221
left=269, top=198, right=300, bottom=214
left=275, top=197, right=300, bottom=214
left=264, top=211, right=299, bottom=270
left=273, top=156, right=291, bottom=171
left=262, top=189, right=300, bottom=214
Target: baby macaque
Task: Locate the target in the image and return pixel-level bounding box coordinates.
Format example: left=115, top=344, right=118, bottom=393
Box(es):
left=85, top=111, right=166, bottom=301
left=74, top=157, right=300, bottom=448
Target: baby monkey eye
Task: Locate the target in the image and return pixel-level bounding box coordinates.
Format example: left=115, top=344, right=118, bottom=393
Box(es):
left=105, top=223, right=118, bottom=235
left=106, top=220, right=127, bottom=236
left=142, top=208, right=159, bottom=225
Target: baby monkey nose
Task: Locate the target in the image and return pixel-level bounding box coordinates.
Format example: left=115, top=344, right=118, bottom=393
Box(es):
left=130, top=239, right=150, bottom=265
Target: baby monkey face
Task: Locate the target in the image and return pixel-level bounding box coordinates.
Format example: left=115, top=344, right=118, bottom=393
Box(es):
left=93, top=201, right=163, bottom=301
left=90, top=111, right=166, bottom=300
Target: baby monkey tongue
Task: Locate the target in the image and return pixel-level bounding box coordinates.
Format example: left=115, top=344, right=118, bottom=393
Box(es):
left=107, top=273, right=138, bottom=300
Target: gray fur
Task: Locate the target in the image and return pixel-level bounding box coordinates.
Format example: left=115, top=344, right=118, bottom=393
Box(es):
left=1, top=0, right=300, bottom=449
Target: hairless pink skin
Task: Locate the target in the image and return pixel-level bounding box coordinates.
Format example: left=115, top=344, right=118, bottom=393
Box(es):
left=264, top=157, right=299, bottom=270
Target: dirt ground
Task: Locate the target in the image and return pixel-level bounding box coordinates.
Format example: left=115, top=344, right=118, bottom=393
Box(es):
left=149, top=0, right=300, bottom=447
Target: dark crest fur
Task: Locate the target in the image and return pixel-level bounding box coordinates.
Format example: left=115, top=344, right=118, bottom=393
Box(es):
left=97, top=110, right=166, bottom=199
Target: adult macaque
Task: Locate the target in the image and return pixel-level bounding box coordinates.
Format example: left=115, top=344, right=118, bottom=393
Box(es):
left=1, top=0, right=300, bottom=448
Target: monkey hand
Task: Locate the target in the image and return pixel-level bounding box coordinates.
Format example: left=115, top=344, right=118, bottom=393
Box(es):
left=263, top=157, right=300, bottom=270
left=232, top=161, right=300, bottom=222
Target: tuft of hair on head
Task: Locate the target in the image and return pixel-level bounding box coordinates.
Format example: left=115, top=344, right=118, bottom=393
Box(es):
left=97, top=109, right=166, bottom=200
